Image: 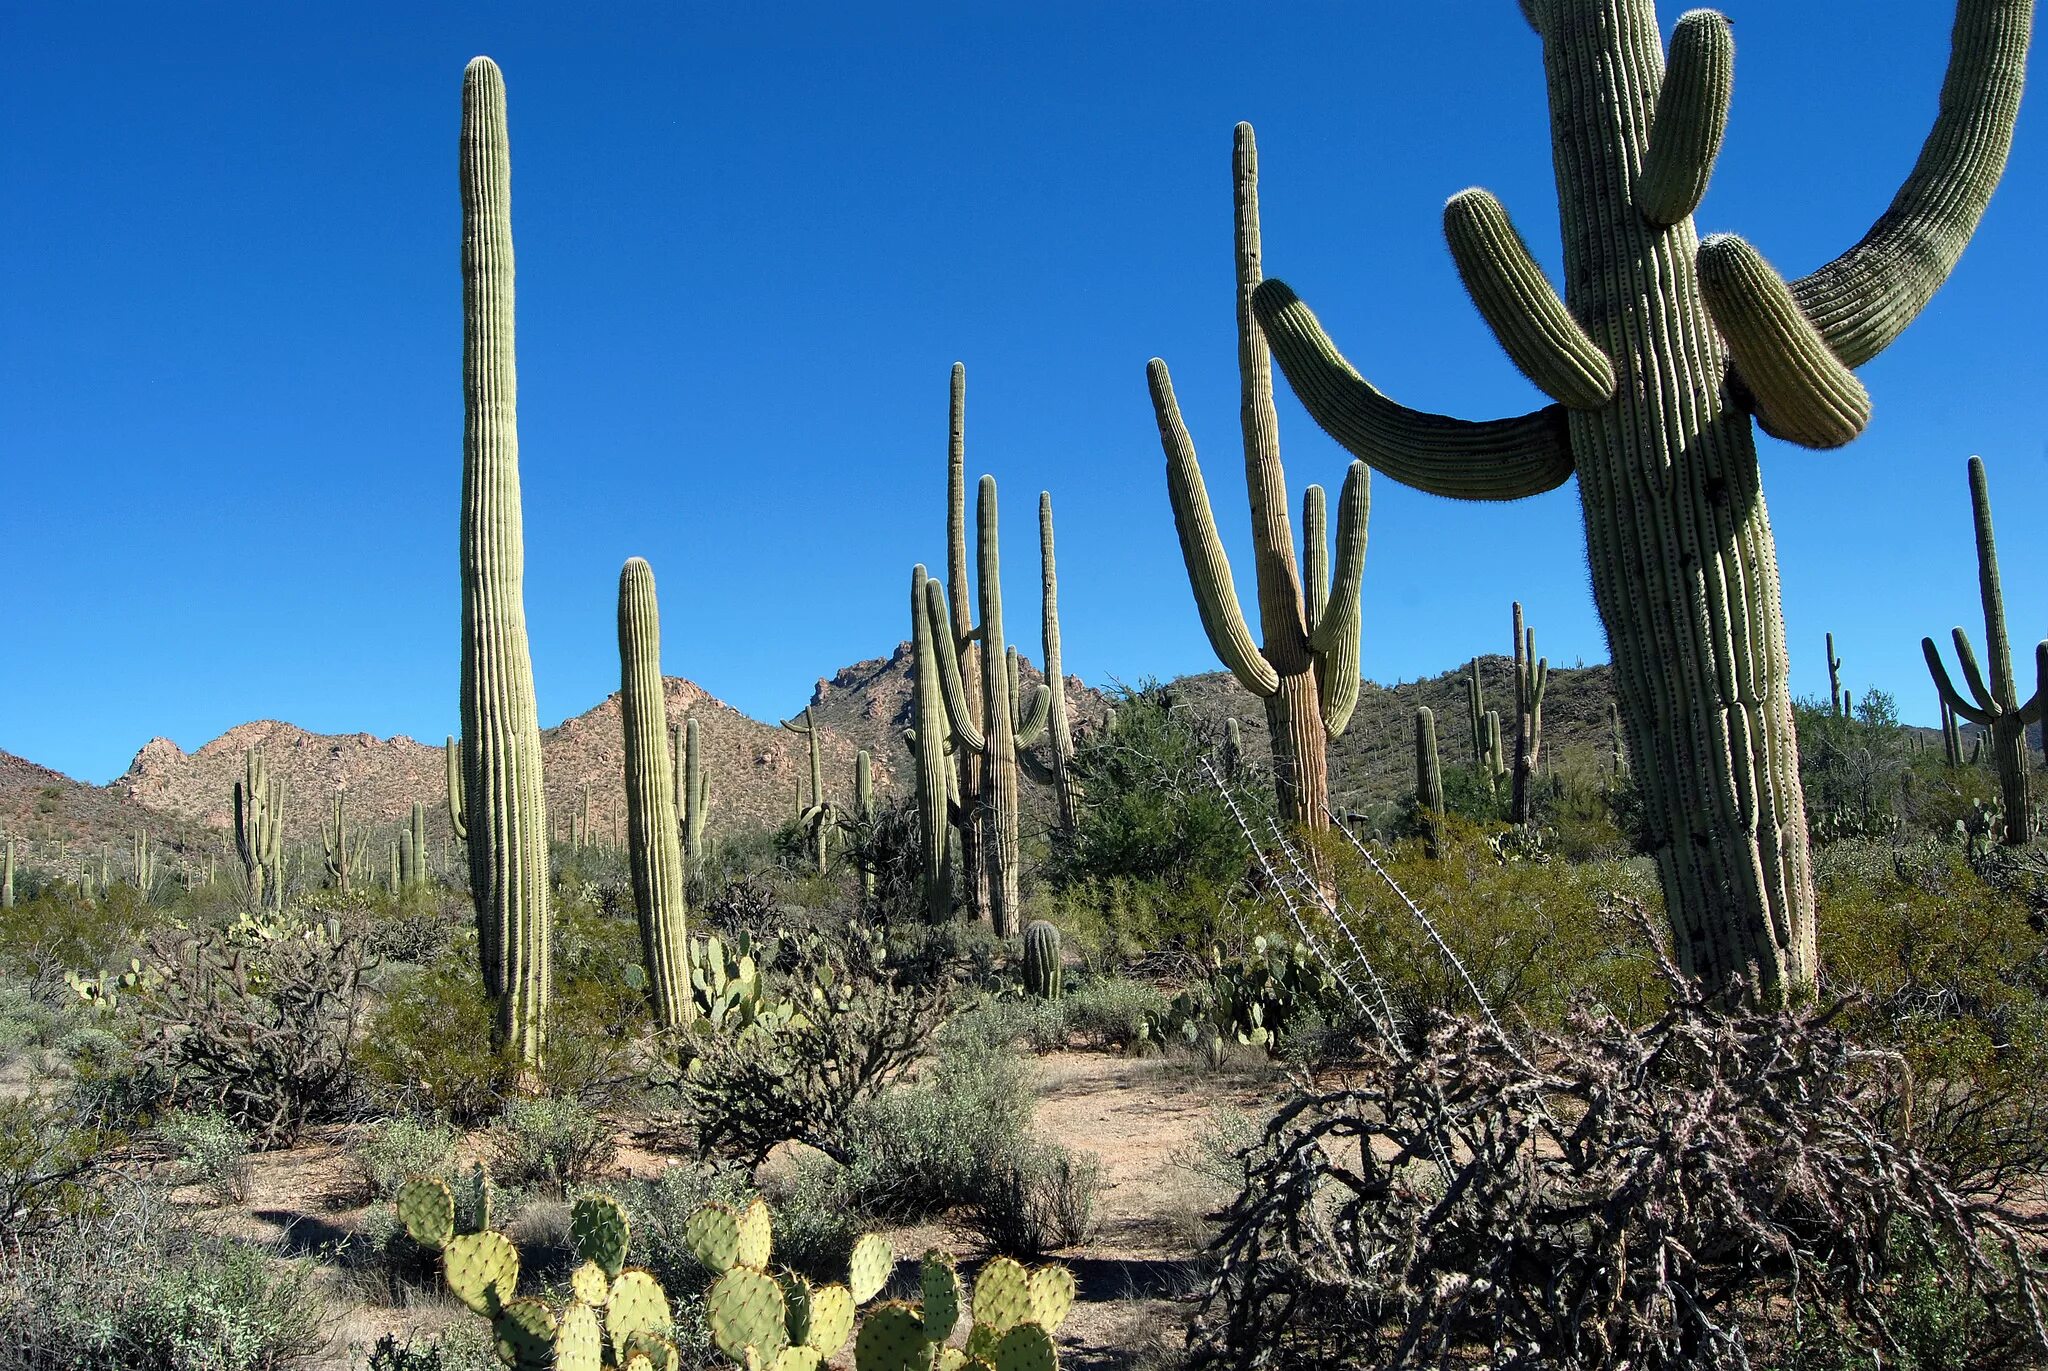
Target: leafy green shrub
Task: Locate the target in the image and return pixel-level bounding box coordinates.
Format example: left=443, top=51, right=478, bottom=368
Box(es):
left=1063, top=974, right=1169, bottom=1051
left=489, top=1097, right=615, bottom=1194
left=964, top=1141, right=1102, bottom=1258
left=158, top=1108, right=252, bottom=1206
left=354, top=953, right=507, bottom=1126
left=347, top=1115, right=459, bottom=1204
left=0, top=1096, right=117, bottom=1249
left=761, top=1152, right=865, bottom=1278
left=610, top=1162, right=753, bottom=1296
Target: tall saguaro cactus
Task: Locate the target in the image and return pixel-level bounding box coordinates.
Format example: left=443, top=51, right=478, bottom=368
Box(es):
left=1510, top=602, right=1549, bottom=826
left=943, top=364, right=992, bottom=923
left=781, top=707, right=836, bottom=875
left=1247, top=2, right=2029, bottom=1000
left=674, top=718, right=709, bottom=886
left=1826, top=633, right=1847, bottom=718
left=1923, top=456, right=2044, bottom=845
left=233, top=748, right=284, bottom=912
left=925, top=477, right=1052, bottom=936
left=322, top=791, right=367, bottom=892
left=1146, top=125, right=1372, bottom=832
left=853, top=749, right=876, bottom=899
left=1036, top=492, right=1082, bottom=830
left=458, top=56, right=551, bottom=1067
left=907, top=562, right=957, bottom=922
left=617, top=558, right=691, bottom=1028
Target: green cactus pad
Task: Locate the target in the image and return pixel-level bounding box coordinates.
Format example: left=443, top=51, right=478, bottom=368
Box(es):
left=805, top=1282, right=856, bottom=1357
left=992, top=1322, right=1057, bottom=1371
left=570, top=1194, right=631, bottom=1278
left=780, top=1273, right=814, bottom=1346
left=1026, top=1265, right=1075, bottom=1331
left=759, top=1348, right=822, bottom=1371
left=555, top=1300, right=603, bottom=1371
left=707, top=1267, right=789, bottom=1362
left=848, top=1232, right=895, bottom=1304
left=569, top=1260, right=610, bottom=1307
left=395, top=1175, right=456, bottom=1250
left=443, top=1229, right=519, bottom=1317
left=920, top=1249, right=963, bottom=1343
left=606, top=1269, right=673, bottom=1362
left=971, top=1257, right=1032, bottom=1335
left=623, top=1357, right=654, bottom=1371
left=622, top=1330, right=679, bottom=1371
left=852, top=1302, right=928, bottom=1371
left=736, top=1196, right=773, bottom=1270
left=492, top=1297, right=557, bottom=1370
left=684, top=1202, right=743, bottom=1273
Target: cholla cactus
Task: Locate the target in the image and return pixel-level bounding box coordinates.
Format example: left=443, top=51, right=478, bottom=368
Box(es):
left=1022, top=920, right=1063, bottom=1002
left=1246, top=3, right=2030, bottom=1000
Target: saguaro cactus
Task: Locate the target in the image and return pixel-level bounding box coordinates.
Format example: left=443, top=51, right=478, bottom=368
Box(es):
left=458, top=56, right=551, bottom=1066
left=445, top=736, right=467, bottom=845
left=1147, top=125, right=1371, bottom=832
left=1035, top=493, right=1083, bottom=831
left=943, top=365, right=992, bottom=923
left=322, top=791, right=367, bottom=892
left=1247, top=2, right=2029, bottom=999
left=852, top=749, right=876, bottom=899
left=617, top=557, right=691, bottom=1028
left=674, top=717, right=709, bottom=885
left=233, top=748, right=285, bottom=912
left=1609, top=699, right=1629, bottom=783
left=925, top=477, right=1052, bottom=937
left=1826, top=633, right=1847, bottom=718
left=907, top=563, right=957, bottom=922
left=1414, top=707, right=1445, bottom=819
left=1923, top=456, right=2044, bottom=845
left=1022, top=919, right=1063, bottom=1001
left=1510, top=603, right=1549, bottom=826
left=1941, top=696, right=1966, bottom=769
left=2, top=836, right=13, bottom=909
left=780, top=707, right=837, bottom=875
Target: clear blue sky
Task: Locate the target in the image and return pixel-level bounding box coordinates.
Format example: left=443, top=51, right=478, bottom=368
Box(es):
left=3, top=3, right=2041, bottom=784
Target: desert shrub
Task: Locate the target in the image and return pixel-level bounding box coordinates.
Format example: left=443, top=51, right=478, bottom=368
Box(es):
left=1193, top=929, right=2048, bottom=1371
left=355, top=953, right=510, bottom=1126
left=963, top=1141, right=1102, bottom=1258
left=838, top=796, right=929, bottom=923
left=489, top=1097, right=615, bottom=1194
left=761, top=1152, right=866, bottom=1278
left=0, top=982, right=78, bottom=1061
left=0, top=881, right=150, bottom=989
left=610, top=1162, right=754, bottom=1296
left=0, top=1096, right=118, bottom=1249
left=122, top=912, right=372, bottom=1146
left=347, top=1115, right=459, bottom=1204
left=0, top=1184, right=326, bottom=1371
left=360, top=1326, right=497, bottom=1371
left=1140, top=936, right=1345, bottom=1062
left=967, top=994, right=1071, bottom=1054
left=1797, top=690, right=1914, bottom=842
left=157, top=1108, right=253, bottom=1206
left=1063, top=973, right=1169, bottom=1051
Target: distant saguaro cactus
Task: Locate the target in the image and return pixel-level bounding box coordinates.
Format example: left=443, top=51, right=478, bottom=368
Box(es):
left=2, top=836, right=13, bottom=909
left=1415, top=707, right=1445, bottom=819
left=674, top=717, right=709, bottom=885
left=1826, top=633, right=1847, bottom=718
left=233, top=748, right=284, bottom=912
left=1035, top=492, right=1082, bottom=830
left=1147, top=125, right=1371, bottom=834
left=322, top=791, right=367, bottom=892
left=780, top=707, right=837, bottom=875
left=617, top=557, right=691, bottom=1028
left=1922, top=456, right=2044, bottom=845
left=457, top=55, right=551, bottom=1066
left=1247, top=1, right=2029, bottom=999
left=1510, top=603, right=1548, bottom=827
left=853, top=749, right=876, bottom=899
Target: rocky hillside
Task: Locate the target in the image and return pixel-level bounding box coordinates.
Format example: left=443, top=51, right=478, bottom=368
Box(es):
left=1, top=749, right=214, bottom=880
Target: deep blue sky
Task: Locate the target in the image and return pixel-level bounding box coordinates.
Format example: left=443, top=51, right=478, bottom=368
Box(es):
left=3, top=4, right=2041, bottom=783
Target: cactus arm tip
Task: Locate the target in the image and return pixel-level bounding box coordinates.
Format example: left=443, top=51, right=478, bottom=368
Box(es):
left=1249, top=279, right=1576, bottom=502
left=1697, top=234, right=1871, bottom=449
left=1308, top=461, right=1370, bottom=737
left=924, top=578, right=989, bottom=753
left=1951, top=625, right=2004, bottom=713
left=1443, top=188, right=1617, bottom=410
left=1788, top=0, right=2032, bottom=367
left=1637, top=9, right=1735, bottom=227
left=1925, top=634, right=1995, bottom=725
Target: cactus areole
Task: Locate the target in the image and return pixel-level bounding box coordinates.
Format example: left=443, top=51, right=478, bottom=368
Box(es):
left=458, top=56, right=552, bottom=1064
left=1248, top=1, right=2030, bottom=1001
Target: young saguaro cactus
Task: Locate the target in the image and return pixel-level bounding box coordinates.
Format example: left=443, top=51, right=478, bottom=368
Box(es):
left=1146, top=126, right=1371, bottom=833
left=1922, top=456, right=2044, bottom=846
left=924, top=476, right=1052, bottom=937
left=1510, top=603, right=1548, bottom=827
left=618, top=557, right=692, bottom=1028
left=674, top=716, right=709, bottom=886
left=1022, top=919, right=1063, bottom=1001
left=457, top=56, right=551, bottom=1066
left=1247, top=3, right=2030, bottom=1001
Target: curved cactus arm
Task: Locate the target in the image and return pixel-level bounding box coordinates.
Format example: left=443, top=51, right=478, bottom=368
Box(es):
left=445, top=738, right=468, bottom=842
left=1015, top=686, right=1052, bottom=749
left=1637, top=9, right=1735, bottom=227
left=1443, top=188, right=1616, bottom=410
left=1952, top=626, right=2006, bottom=714
left=1925, top=635, right=1995, bottom=725
left=2030, top=641, right=2047, bottom=726
left=1150, top=358, right=1281, bottom=698
left=1251, top=281, right=1576, bottom=501
left=1965, top=455, right=2017, bottom=697
left=924, top=578, right=989, bottom=754
left=1308, top=461, right=1370, bottom=737
left=1301, top=484, right=1329, bottom=638
left=1788, top=0, right=2032, bottom=367
left=1697, top=235, right=1870, bottom=449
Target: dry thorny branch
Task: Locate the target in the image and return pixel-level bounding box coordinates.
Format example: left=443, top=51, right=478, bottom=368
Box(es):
left=1192, top=900, right=2048, bottom=1371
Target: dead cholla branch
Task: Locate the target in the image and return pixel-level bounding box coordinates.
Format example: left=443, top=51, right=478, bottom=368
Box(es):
left=1193, top=901, right=2048, bottom=1371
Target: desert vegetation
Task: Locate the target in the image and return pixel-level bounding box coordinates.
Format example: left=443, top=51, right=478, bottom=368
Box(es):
left=3, top=3, right=2045, bottom=1370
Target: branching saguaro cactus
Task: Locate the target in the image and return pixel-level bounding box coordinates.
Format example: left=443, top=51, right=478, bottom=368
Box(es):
left=1826, top=632, right=1848, bottom=718
left=1510, top=602, right=1549, bottom=826
left=906, top=562, right=957, bottom=922
left=1923, top=456, right=2044, bottom=845
left=1248, top=1, right=2030, bottom=1000
left=618, top=558, right=692, bottom=1028
left=321, top=791, right=367, bottom=892
left=780, top=707, right=837, bottom=875
left=1941, top=696, right=1966, bottom=768
left=233, top=747, right=285, bottom=912
left=1147, top=125, right=1371, bottom=833
left=1466, top=661, right=1509, bottom=794
left=674, top=716, right=709, bottom=885
left=458, top=56, right=551, bottom=1066
left=924, top=477, right=1051, bottom=937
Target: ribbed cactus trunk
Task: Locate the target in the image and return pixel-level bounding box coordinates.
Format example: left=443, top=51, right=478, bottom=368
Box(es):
left=945, top=365, right=992, bottom=925
left=909, top=563, right=955, bottom=922
left=1509, top=602, right=1547, bottom=826
left=1038, top=493, right=1082, bottom=831
left=1415, top=705, right=1445, bottom=858
left=1251, top=0, right=2030, bottom=1001
left=2, top=837, right=13, bottom=910
left=854, top=750, right=875, bottom=899
left=617, top=558, right=691, bottom=1028
left=975, top=478, right=1024, bottom=938
left=675, top=718, right=709, bottom=886
left=458, top=56, right=551, bottom=1068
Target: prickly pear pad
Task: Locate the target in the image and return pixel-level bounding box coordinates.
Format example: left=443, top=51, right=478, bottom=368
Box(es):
left=804, top=1282, right=856, bottom=1357
left=491, top=1296, right=557, bottom=1369
left=569, top=1259, right=611, bottom=1307
left=443, top=1229, right=519, bottom=1317
left=921, top=1249, right=963, bottom=1343
left=606, top=1269, right=673, bottom=1361
left=395, top=1175, right=455, bottom=1250
left=735, top=1196, right=773, bottom=1269
left=555, top=1299, right=602, bottom=1371
left=1026, top=1265, right=1075, bottom=1331
left=971, top=1257, right=1032, bottom=1334
left=853, top=1301, right=928, bottom=1371
left=707, top=1267, right=789, bottom=1361
left=849, top=1231, right=895, bottom=1304
left=622, top=1329, right=680, bottom=1371
left=684, top=1201, right=743, bottom=1273
left=779, top=1272, right=813, bottom=1346
left=571, top=1194, right=631, bottom=1278
left=993, top=1321, right=1058, bottom=1371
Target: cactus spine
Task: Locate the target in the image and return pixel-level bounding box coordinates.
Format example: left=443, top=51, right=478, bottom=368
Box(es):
left=233, top=748, right=285, bottom=912
left=908, top=563, right=956, bottom=922
left=1922, top=456, right=2043, bottom=845
left=925, top=477, right=1051, bottom=937
left=675, top=717, right=709, bottom=885
left=1510, top=603, right=1548, bottom=826
left=1245, top=1, right=2031, bottom=999
left=1147, top=125, right=1370, bottom=833
left=458, top=56, right=550, bottom=1066
left=1037, top=492, right=1082, bottom=830
left=1022, top=919, right=1063, bottom=1001
left=617, top=557, right=692, bottom=1028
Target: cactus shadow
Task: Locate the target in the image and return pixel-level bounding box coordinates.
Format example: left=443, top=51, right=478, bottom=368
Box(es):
left=252, top=1209, right=356, bottom=1258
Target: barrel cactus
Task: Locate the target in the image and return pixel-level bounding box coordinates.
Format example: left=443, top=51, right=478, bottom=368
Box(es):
left=1245, top=2, right=2030, bottom=1000
left=1022, top=920, right=1063, bottom=1002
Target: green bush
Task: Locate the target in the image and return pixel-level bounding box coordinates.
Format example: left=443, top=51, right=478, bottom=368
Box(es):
left=355, top=952, right=505, bottom=1126
left=157, top=1108, right=252, bottom=1207
left=610, top=1163, right=753, bottom=1296
left=347, top=1115, right=460, bottom=1204
left=0, top=1096, right=118, bottom=1249
left=489, top=1097, right=616, bottom=1195
left=1063, top=974, right=1169, bottom=1052
left=963, top=1141, right=1102, bottom=1258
